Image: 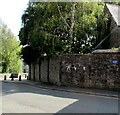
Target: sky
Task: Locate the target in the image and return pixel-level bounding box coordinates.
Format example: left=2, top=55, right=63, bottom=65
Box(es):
left=0, top=0, right=29, bottom=39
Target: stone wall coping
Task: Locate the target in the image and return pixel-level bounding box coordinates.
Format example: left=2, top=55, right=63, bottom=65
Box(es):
left=58, top=54, right=89, bottom=56
left=92, top=49, right=120, bottom=54
left=49, top=54, right=90, bottom=58
left=41, top=50, right=120, bottom=59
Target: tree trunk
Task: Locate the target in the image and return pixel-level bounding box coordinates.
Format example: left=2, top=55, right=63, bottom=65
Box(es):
left=69, top=3, right=76, bottom=53
left=2, top=61, right=8, bottom=73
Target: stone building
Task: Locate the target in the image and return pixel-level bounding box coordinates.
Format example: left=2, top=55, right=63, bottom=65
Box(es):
left=105, top=4, right=120, bottom=48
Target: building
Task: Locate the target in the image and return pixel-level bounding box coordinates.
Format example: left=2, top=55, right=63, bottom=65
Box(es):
left=105, top=4, right=120, bottom=48
left=20, top=60, right=29, bottom=73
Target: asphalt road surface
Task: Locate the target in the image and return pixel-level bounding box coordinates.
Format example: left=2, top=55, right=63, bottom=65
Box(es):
left=2, top=82, right=119, bottom=113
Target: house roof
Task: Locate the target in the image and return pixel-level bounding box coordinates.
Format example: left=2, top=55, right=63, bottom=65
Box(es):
left=106, top=4, right=120, bottom=27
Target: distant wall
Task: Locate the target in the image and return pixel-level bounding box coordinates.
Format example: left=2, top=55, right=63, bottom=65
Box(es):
left=29, top=50, right=120, bottom=90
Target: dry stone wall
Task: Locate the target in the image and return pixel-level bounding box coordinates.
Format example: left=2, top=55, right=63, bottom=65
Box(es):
left=40, top=58, right=48, bottom=83
left=49, top=56, right=61, bottom=85
left=35, top=59, right=39, bottom=81
left=29, top=50, right=120, bottom=90
left=60, top=54, right=90, bottom=88
left=90, top=50, right=120, bottom=89
left=30, top=63, right=35, bottom=81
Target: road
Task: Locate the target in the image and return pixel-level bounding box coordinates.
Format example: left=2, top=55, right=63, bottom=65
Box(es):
left=2, top=82, right=119, bottom=113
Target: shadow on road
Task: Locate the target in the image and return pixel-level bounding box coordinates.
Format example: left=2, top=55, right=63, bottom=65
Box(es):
left=2, top=82, right=119, bottom=114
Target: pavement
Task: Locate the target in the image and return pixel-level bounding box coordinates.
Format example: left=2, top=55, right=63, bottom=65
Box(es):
left=1, top=77, right=120, bottom=99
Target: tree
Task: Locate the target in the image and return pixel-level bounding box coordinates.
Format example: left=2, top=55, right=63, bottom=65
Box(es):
left=0, top=19, right=22, bottom=73
left=19, top=2, right=107, bottom=64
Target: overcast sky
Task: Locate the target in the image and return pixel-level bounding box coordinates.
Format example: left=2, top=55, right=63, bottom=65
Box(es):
left=0, top=0, right=29, bottom=39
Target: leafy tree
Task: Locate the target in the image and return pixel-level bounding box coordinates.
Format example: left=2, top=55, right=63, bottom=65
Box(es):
left=19, top=2, right=108, bottom=64
left=0, top=19, right=22, bottom=73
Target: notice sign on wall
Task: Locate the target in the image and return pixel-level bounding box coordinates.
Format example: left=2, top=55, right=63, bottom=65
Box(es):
left=112, top=60, right=119, bottom=64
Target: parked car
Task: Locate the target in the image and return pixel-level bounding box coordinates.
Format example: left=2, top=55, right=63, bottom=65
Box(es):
left=9, top=73, right=19, bottom=78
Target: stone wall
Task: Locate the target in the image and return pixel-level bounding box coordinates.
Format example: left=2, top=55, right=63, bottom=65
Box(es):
left=35, top=59, right=40, bottom=81
left=30, top=63, right=35, bottom=81
left=49, top=56, right=61, bottom=85
left=29, top=50, right=120, bottom=90
left=40, top=58, right=48, bottom=83
left=60, top=54, right=90, bottom=88
left=90, top=50, right=120, bottom=89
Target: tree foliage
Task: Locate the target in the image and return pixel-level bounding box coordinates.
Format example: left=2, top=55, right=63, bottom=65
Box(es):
left=0, top=19, right=22, bottom=73
left=19, top=2, right=108, bottom=64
